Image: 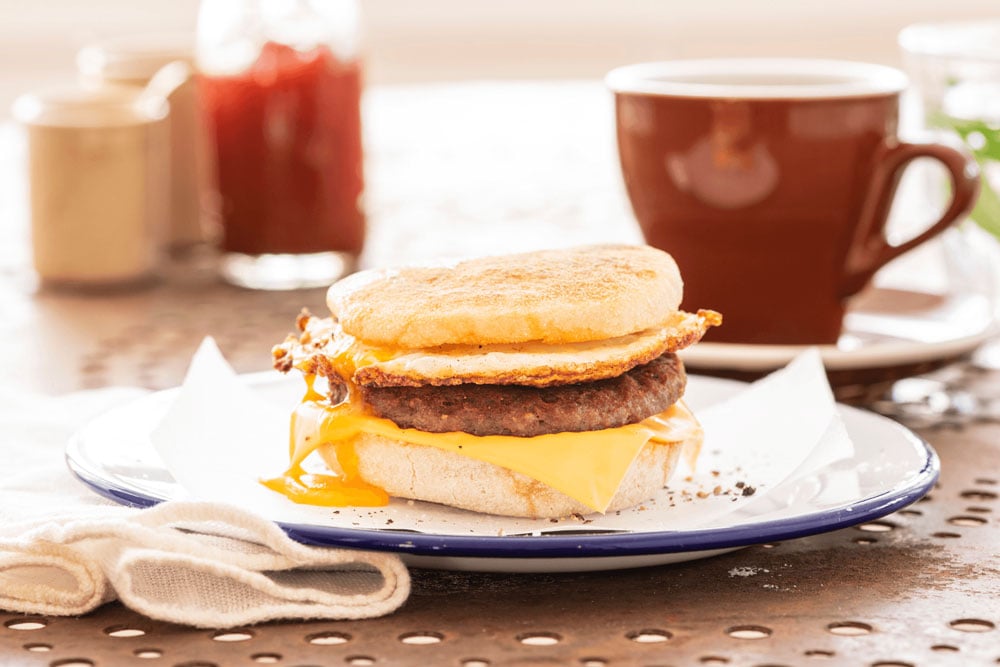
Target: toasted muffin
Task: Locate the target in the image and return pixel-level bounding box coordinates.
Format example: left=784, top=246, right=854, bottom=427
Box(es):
left=267, top=244, right=721, bottom=518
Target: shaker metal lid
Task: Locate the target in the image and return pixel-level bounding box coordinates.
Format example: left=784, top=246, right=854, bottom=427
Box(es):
left=11, top=85, right=168, bottom=127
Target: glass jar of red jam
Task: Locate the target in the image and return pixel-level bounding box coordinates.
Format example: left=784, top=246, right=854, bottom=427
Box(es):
left=196, top=0, right=364, bottom=289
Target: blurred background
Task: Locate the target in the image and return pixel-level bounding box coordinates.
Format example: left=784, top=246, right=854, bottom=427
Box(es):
left=1, top=0, right=999, bottom=399
left=1, top=0, right=998, bottom=116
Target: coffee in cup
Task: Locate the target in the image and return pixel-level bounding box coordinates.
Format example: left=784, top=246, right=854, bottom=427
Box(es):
left=607, top=58, right=979, bottom=345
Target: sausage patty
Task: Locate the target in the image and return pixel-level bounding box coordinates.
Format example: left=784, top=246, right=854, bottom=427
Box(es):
left=358, top=352, right=686, bottom=437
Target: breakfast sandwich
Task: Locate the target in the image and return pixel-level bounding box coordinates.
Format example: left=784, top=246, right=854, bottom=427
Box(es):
left=267, top=244, right=721, bottom=518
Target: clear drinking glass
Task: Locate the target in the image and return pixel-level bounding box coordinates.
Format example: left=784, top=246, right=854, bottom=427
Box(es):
left=900, top=20, right=1000, bottom=374
left=900, top=21, right=1000, bottom=240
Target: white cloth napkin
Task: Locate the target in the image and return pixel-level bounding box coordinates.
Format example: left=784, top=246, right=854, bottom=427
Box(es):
left=0, top=386, right=410, bottom=628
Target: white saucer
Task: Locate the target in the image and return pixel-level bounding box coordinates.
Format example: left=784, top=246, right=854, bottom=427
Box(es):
left=681, top=286, right=998, bottom=373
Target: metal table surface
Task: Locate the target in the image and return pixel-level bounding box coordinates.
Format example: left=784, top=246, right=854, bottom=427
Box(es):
left=0, top=82, right=998, bottom=666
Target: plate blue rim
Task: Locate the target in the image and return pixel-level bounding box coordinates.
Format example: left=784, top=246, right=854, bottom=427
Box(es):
left=66, top=409, right=939, bottom=560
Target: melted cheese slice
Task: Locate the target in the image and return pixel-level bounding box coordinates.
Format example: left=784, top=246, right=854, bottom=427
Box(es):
left=278, top=396, right=702, bottom=514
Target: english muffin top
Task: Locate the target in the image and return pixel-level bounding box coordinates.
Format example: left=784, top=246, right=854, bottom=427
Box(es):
left=326, top=244, right=684, bottom=348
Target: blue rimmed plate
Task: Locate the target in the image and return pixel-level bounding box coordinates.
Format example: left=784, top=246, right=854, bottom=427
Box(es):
left=66, top=374, right=938, bottom=572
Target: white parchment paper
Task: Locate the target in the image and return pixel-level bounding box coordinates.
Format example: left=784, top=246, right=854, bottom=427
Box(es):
left=149, top=339, right=854, bottom=536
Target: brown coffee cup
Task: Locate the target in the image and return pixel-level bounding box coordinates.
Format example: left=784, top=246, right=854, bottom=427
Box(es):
left=607, top=59, right=980, bottom=345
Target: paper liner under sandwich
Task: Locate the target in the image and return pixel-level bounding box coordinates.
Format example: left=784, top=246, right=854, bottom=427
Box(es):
left=148, top=340, right=855, bottom=536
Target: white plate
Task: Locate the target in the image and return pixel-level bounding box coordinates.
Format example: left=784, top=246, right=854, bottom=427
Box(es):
left=681, top=286, right=998, bottom=373
left=65, top=374, right=938, bottom=572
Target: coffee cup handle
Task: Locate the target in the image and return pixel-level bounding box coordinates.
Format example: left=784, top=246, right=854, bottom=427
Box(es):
left=841, top=139, right=980, bottom=297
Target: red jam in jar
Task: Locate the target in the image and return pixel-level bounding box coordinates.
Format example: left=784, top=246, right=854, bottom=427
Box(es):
left=200, top=41, right=364, bottom=256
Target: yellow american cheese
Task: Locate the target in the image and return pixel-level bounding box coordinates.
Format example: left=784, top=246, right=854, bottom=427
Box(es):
left=287, top=398, right=701, bottom=513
